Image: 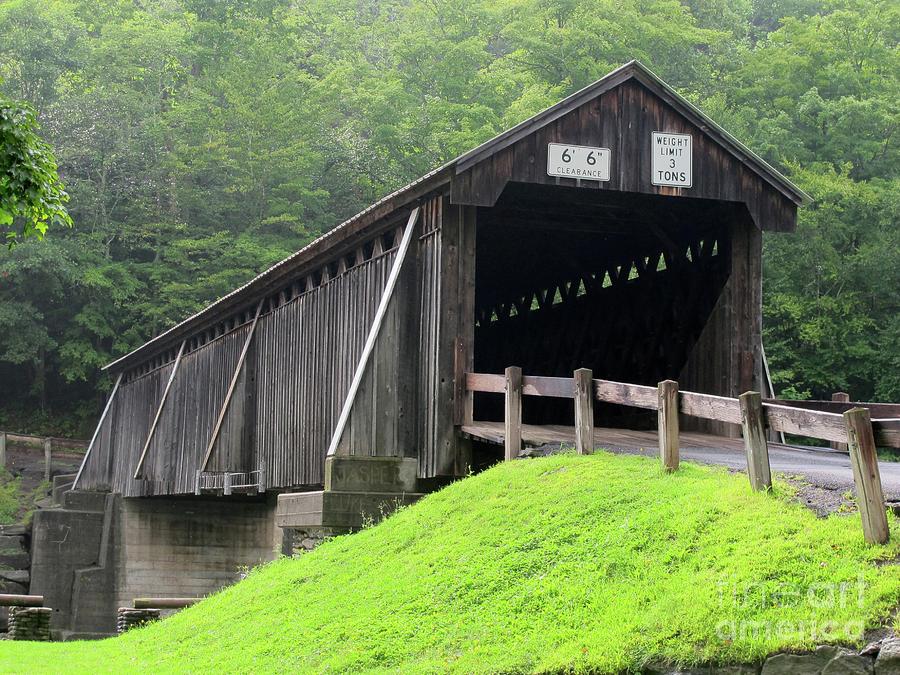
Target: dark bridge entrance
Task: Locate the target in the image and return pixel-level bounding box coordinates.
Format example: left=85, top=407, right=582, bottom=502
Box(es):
left=474, top=182, right=742, bottom=432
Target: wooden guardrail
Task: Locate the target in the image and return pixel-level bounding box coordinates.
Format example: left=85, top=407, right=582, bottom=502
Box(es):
left=466, top=368, right=900, bottom=545
left=0, top=431, right=89, bottom=481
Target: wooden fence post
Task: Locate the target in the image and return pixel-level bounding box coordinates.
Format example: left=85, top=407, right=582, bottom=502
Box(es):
left=658, top=380, right=679, bottom=472
left=831, top=392, right=850, bottom=451
left=574, top=368, right=594, bottom=455
left=505, top=366, right=522, bottom=461
left=844, top=407, right=889, bottom=544
left=43, top=438, right=51, bottom=482
left=0, top=432, right=6, bottom=470
left=739, top=391, right=772, bottom=491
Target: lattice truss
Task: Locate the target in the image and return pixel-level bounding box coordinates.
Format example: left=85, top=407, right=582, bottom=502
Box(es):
left=473, top=217, right=730, bottom=426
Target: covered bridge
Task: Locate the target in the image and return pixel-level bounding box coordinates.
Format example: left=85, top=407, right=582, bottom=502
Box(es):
left=73, top=60, right=806, bottom=509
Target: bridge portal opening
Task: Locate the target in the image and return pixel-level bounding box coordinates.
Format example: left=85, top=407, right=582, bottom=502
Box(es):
left=472, top=182, right=737, bottom=431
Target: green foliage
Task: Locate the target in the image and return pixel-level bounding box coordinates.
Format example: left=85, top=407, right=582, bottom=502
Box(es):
left=0, top=467, right=48, bottom=526
left=4, top=453, right=900, bottom=671
left=0, top=0, right=896, bottom=433
left=0, top=93, right=72, bottom=243
left=0, top=469, right=21, bottom=524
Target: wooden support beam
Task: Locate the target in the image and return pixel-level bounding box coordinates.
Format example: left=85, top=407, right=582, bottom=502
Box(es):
left=761, top=341, right=785, bottom=444
left=43, top=438, right=51, bottom=482
left=574, top=368, right=594, bottom=455
left=201, top=300, right=264, bottom=472
left=134, top=340, right=186, bottom=479
left=831, top=392, right=850, bottom=452
left=845, top=408, right=889, bottom=545
left=73, top=372, right=123, bottom=490
left=505, top=366, right=523, bottom=461
left=739, top=391, right=771, bottom=491
left=658, top=380, right=679, bottom=472
left=326, top=207, right=421, bottom=457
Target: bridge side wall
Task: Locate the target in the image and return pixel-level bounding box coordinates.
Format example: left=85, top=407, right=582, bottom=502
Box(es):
left=679, top=213, right=763, bottom=436
left=333, top=195, right=475, bottom=477
left=77, top=193, right=475, bottom=496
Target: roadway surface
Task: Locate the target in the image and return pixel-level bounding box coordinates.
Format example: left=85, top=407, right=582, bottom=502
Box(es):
left=610, top=438, right=900, bottom=501
left=462, top=421, right=900, bottom=501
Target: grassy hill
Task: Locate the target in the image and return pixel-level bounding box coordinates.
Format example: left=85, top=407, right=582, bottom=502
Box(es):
left=4, top=451, right=900, bottom=673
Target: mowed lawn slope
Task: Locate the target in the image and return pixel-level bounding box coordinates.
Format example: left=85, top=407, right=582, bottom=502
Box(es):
left=4, top=452, right=900, bottom=674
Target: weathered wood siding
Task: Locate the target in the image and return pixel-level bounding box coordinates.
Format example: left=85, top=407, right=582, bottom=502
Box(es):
left=679, top=213, right=763, bottom=436
left=333, top=196, right=470, bottom=476
left=78, top=196, right=459, bottom=496
left=450, top=79, right=797, bottom=233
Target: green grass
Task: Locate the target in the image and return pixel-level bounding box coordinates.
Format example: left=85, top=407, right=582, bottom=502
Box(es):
left=0, top=469, right=50, bottom=526
left=0, top=469, right=20, bottom=525
left=4, top=452, right=900, bottom=673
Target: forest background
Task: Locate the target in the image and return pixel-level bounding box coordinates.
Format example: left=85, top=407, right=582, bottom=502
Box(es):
left=0, top=0, right=896, bottom=436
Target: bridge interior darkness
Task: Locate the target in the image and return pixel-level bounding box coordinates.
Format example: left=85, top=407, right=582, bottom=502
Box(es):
left=472, top=182, right=736, bottom=431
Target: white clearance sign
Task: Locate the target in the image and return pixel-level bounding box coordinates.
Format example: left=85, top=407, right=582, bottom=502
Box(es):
left=547, top=143, right=610, bottom=182
left=652, top=132, right=692, bottom=187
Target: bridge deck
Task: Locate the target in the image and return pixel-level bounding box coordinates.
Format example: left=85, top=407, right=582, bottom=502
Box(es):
left=461, top=421, right=756, bottom=453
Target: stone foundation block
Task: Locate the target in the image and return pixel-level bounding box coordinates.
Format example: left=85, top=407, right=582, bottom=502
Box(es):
left=276, top=490, right=422, bottom=529
left=876, top=637, right=900, bottom=674
left=116, top=607, right=161, bottom=634
left=8, top=606, right=52, bottom=641
left=324, top=456, right=419, bottom=493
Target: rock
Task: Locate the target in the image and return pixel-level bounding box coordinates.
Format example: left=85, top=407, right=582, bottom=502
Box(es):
left=0, top=525, right=26, bottom=537
left=0, top=535, right=25, bottom=552
left=0, top=551, right=29, bottom=569
left=862, top=642, right=883, bottom=658
left=762, top=646, right=839, bottom=675
left=822, top=648, right=873, bottom=674
left=876, top=638, right=900, bottom=674
left=0, top=569, right=29, bottom=584
left=0, top=580, right=27, bottom=595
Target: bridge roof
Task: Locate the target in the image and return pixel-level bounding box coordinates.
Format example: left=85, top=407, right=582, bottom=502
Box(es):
left=105, top=60, right=807, bottom=373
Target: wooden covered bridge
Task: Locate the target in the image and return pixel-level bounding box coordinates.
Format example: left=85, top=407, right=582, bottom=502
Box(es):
left=72, top=61, right=813, bottom=521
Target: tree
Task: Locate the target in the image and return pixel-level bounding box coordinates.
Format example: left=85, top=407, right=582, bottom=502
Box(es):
left=0, top=93, right=72, bottom=244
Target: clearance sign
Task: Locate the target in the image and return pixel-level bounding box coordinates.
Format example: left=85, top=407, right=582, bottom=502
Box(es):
left=546, top=143, right=611, bottom=182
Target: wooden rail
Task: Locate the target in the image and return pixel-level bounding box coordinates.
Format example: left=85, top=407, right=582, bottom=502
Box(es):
left=133, top=597, right=200, bottom=610
left=0, top=594, right=44, bottom=607
left=1, top=430, right=87, bottom=480
left=466, top=368, right=900, bottom=545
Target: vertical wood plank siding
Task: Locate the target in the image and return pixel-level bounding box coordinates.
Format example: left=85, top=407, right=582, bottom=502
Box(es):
left=449, top=80, right=797, bottom=233
left=418, top=199, right=443, bottom=475
left=78, top=199, right=449, bottom=495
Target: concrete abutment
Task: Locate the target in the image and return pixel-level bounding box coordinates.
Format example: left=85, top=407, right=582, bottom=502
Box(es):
left=28, top=455, right=425, bottom=637
left=29, top=491, right=280, bottom=639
